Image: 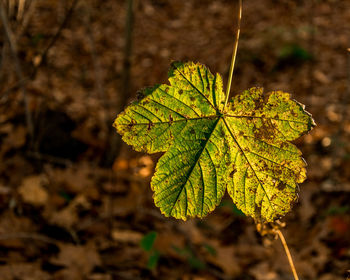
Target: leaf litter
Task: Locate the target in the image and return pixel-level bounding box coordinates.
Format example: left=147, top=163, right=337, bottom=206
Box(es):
left=0, top=0, right=349, bottom=279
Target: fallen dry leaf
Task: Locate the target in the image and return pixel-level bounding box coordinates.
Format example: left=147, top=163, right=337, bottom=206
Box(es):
left=51, top=242, right=101, bottom=277
left=111, top=229, right=143, bottom=244
left=18, top=176, right=48, bottom=206
left=49, top=195, right=90, bottom=228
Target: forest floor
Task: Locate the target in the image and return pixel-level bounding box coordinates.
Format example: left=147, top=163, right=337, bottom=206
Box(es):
left=0, top=0, right=349, bottom=279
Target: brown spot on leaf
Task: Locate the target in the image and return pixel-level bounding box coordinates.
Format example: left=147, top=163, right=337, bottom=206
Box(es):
left=253, top=93, right=270, bottom=111
left=128, top=119, right=136, bottom=128
left=277, top=181, right=286, bottom=191
left=136, top=91, right=145, bottom=100
left=274, top=168, right=282, bottom=176
left=190, top=96, right=196, bottom=102
left=179, top=89, right=183, bottom=95
left=255, top=205, right=262, bottom=217
left=229, top=167, right=237, bottom=178
left=253, top=119, right=277, bottom=141
left=220, top=129, right=225, bottom=137
left=260, top=162, right=268, bottom=172
left=147, top=122, right=154, bottom=131
left=280, top=142, right=288, bottom=148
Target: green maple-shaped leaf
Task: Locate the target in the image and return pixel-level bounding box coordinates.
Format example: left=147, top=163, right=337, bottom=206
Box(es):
left=114, top=61, right=315, bottom=222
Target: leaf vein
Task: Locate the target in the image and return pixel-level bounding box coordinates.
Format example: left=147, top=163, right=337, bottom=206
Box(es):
left=168, top=118, right=221, bottom=216
left=206, top=148, right=217, bottom=203
left=158, top=87, right=201, bottom=117
left=226, top=114, right=309, bottom=125
left=173, top=65, right=216, bottom=111
left=198, top=160, right=205, bottom=216
left=246, top=150, right=297, bottom=174
left=241, top=135, right=299, bottom=155
left=223, top=118, right=276, bottom=215
left=136, top=104, right=163, bottom=122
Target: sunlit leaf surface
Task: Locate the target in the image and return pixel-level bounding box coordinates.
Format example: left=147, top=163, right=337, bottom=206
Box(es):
left=114, top=62, right=315, bottom=222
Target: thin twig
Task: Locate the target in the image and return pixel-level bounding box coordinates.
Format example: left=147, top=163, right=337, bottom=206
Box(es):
left=0, top=2, right=34, bottom=138
left=0, top=232, right=57, bottom=245
left=224, top=0, right=242, bottom=109
left=104, top=0, right=135, bottom=239
left=104, top=0, right=135, bottom=166
left=347, top=48, right=350, bottom=118
left=1, top=0, right=78, bottom=101
left=276, top=229, right=299, bottom=280
left=17, top=0, right=37, bottom=37
left=30, top=0, right=79, bottom=79
left=0, top=34, right=7, bottom=78
left=0, top=77, right=29, bottom=101
left=17, top=0, right=27, bottom=21
left=8, top=0, right=15, bottom=16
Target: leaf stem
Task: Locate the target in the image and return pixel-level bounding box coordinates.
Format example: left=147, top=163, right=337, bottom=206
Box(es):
left=276, top=229, right=300, bottom=280
left=224, top=0, right=242, bottom=110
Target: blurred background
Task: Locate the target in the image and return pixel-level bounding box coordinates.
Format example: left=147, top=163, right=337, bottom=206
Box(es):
left=0, top=0, right=349, bottom=279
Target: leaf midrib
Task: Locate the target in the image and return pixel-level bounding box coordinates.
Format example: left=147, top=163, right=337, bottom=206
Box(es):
left=172, top=65, right=217, bottom=111
left=168, top=117, right=222, bottom=217
left=223, top=117, right=276, bottom=218
left=117, top=116, right=219, bottom=126
left=118, top=113, right=310, bottom=127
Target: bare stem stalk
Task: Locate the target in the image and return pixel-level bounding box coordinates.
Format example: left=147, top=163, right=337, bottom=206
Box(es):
left=224, top=0, right=242, bottom=110
left=31, top=0, right=79, bottom=79
left=0, top=2, right=34, bottom=139
left=104, top=0, right=135, bottom=166
left=276, top=229, right=299, bottom=280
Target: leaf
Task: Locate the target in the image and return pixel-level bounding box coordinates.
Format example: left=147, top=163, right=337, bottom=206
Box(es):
left=147, top=250, right=160, bottom=270
left=114, top=61, right=315, bottom=222
left=140, top=231, right=157, bottom=252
